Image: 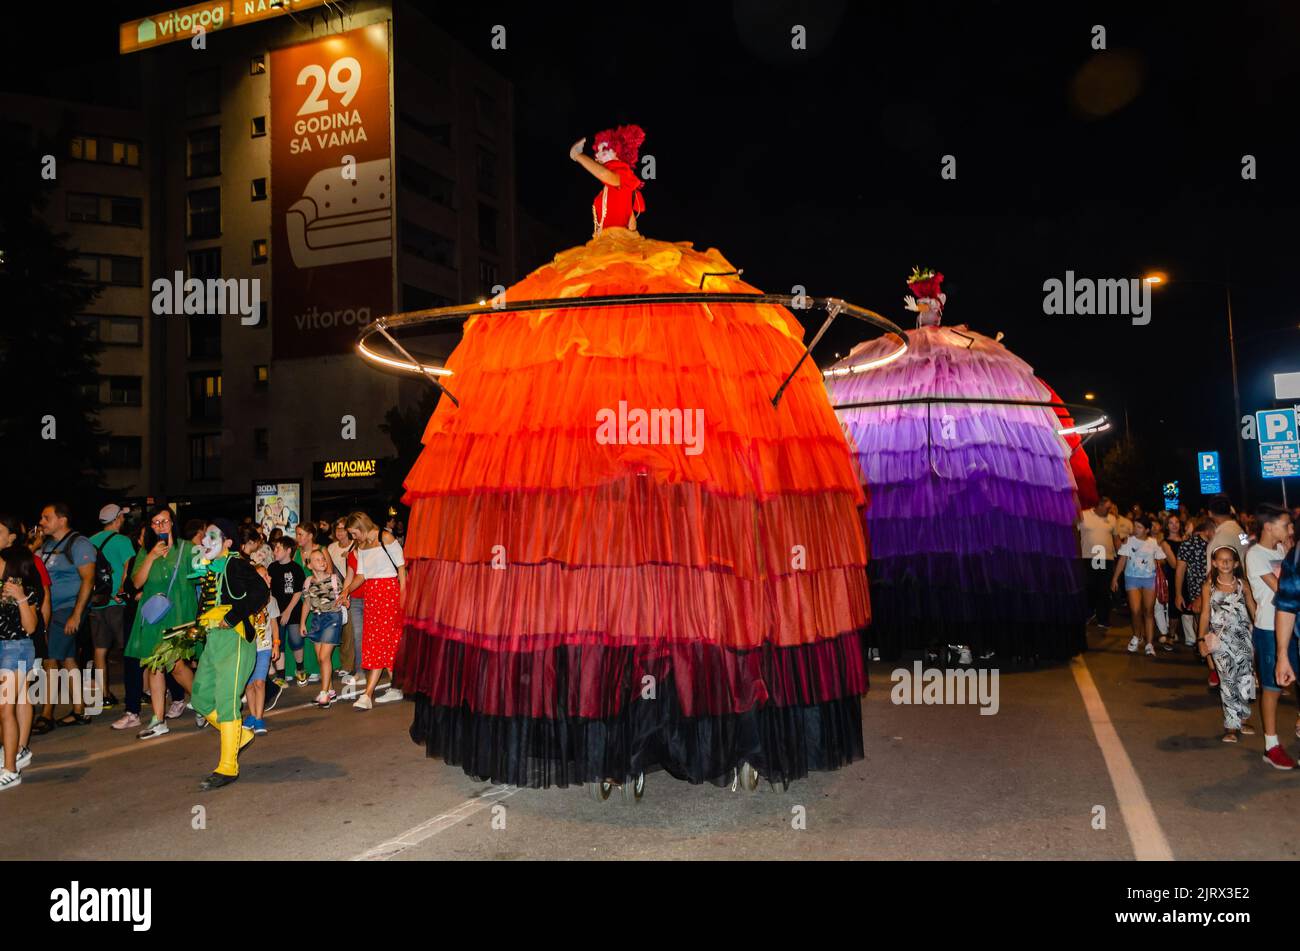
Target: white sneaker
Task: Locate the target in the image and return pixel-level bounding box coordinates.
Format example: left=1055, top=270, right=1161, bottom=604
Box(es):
left=307, top=673, right=320, bottom=684
left=111, top=712, right=142, bottom=731
left=165, top=700, right=186, bottom=720
left=137, top=719, right=170, bottom=740
left=1127, top=636, right=1140, bottom=653
left=868, top=648, right=881, bottom=662
left=195, top=712, right=209, bottom=729
left=0, top=747, right=32, bottom=771
left=0, top=769, right=20, bottom=791
left=375, top=687, right=404, bottom=704
left=354, top=694, right=373, bottom=711
left=1144, top=643, right=1156, bottom=657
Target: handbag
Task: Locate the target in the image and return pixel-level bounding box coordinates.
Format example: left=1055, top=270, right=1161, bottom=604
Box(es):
left=140, top=544, right=183, bottom=625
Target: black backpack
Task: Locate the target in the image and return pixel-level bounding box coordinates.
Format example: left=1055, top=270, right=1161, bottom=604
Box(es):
left=50, top=532, right=117, bottom=608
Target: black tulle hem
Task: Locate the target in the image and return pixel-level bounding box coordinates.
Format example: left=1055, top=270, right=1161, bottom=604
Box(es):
left=407, top=687, right=865, bottom=788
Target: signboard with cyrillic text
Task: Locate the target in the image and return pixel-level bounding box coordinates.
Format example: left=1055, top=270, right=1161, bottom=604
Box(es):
left=314, top=458, right=378, bottom=480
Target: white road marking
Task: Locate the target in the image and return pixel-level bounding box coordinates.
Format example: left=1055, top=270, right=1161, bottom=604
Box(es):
left=1070, top=655, right=1174, bottom=861
left=349, top=784, right=518, bottom=861
left=21, top=681, right=393, bottom=772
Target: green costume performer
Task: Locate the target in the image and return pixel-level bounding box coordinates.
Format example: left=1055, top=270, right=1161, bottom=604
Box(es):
left=190, top=523, right=268, bottom=791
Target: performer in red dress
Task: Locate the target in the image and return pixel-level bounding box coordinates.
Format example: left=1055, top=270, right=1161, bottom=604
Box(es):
left=570, top=124, right=646, bottom=236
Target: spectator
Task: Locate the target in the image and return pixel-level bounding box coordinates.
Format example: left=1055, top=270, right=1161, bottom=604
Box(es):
left=1113, top=517, right=1165, bottom=656
left=89, top=504, right=136, bottom=713
left=1175, top=518, right=1214, bottom=650
left=1207, top=496, right=1246, bottom=567
left=110, top=521, right=150, bottom=732
left=34, top=503, right=95, bottom=731
left=1197, top=545, right=1257, bottom=744
left=1078, top=496, right=1117, bottom=629
left=327, top=518, right=357, bottom=680
left=268, top=537, right=309, bottom=686
left=345, top=512, right=405, bottom=709
left=1246, top=504, right=1296, bottom=769
left=123, top=504, right=199, bottom=740
left=0, top=513, right=44, bottom=789
left=243, top=555, right=279, bottom=737
left=1112, top=506, right=1134, bottom=548
left=1152, top=521, right=1180, bottom=651
left=301, top=548, right=346, bottom=707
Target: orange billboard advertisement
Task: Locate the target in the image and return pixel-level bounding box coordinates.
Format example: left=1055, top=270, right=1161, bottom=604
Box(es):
left=270, top=22, right=393, bottom=359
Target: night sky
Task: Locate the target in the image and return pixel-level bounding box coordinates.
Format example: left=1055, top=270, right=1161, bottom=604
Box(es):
left=8, top=0, right=1300, bottom=503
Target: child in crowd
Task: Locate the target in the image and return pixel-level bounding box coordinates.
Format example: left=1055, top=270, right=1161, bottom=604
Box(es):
left=301, top=548, right=346, bottom=708
left=1198, top=545, right=1257, bottom=743
left=1113, top=517, right=1166, bottom=656
left=268, top=537, right=310, bottom=686
left=242, top=564, right=279, bottom=735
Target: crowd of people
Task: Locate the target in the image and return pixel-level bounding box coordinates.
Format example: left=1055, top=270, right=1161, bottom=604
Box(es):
left=0, top=501, right=408, bottom=790
left=1078, top=495, right=1300, bottom=767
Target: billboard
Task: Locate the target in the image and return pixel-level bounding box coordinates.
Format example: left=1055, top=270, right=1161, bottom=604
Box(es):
left=270, top=22, right=393, bottom=359
left=120, top=0, right=329, bottom=54
left=254, top=480, right=302, bottom=536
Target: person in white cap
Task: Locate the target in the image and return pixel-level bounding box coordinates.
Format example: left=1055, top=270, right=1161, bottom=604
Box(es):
left=90, top=504, right=137, bottom=714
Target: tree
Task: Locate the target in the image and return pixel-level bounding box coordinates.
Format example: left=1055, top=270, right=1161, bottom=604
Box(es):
left=0, top=130, right=105, bottom=524
left=1096, top=433, right=1160, bottom=511
left=377, top=385, right=439, bottom=517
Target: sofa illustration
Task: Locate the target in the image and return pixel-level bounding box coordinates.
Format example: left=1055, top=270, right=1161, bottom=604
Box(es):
left=285, top=159, right=393, bottom=268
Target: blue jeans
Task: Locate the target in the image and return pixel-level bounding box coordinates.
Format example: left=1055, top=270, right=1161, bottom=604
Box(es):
left=0, top=638, right=36, bottom=673
left=348, top=598, right=364, bottom=673
left=1253, top=625, right=1299, bottom=692
left=307, top=611, right=343, bottom=646
left=282, top=622, right=304, bottom=654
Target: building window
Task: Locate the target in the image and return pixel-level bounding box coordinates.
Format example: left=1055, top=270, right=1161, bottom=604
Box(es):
left=188, top=372, right=222, bottom=421
left=252, top=238, right=268, bottom=264
left=187, top=187, right=220, bottom=238
left=107, top=375, right=143, bottom=406
left=398, top=111, right=451, bottom=147
left=189, top=318, right=221, bottom=360
left=186, top=67, right=220, bottom=117
left=251, top=115, right=266, bottom=137
left=253, top=428, right=269, bottom=460
left=189, top=433, right=222, bottom=481
left=400, top=219, right=456, bottom=269
left=187, top=247, right=222, bottom=280
left=76, top=314, right=143, bottom=346
left=187, top=127, right=221, bottom=178
left=69, top=135, right=98, bottom=161
left=478, top=259, right=500, bottom=296
left=250, top=54, right=265, bottom=75
left=72, top=254, right=142, bottom=286
left=101, top=436, right=142, bottom=470
left=474, top=89, right=497, bottom=136
left=110, top=196, right=142, bottom=227
left=68, top=194, right=142, bottom=227
left=399, top=156, right=454, bottom=207
left=401, top=284, right=452, bottom=312
left=475, top=148, right=497, bottom=196
left=69, top=136, right=140, bottom=167
left=478, top=203, right=498, bottom=253
left=250, top=178, right=267, bottom=201
left=254, top=365, right=269, bottom=390
left=68, top=193, right=101, bottom=222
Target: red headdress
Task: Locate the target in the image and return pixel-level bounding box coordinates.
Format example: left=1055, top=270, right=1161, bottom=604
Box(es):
left=593, top=124, right=646, bottom=165
left=903, top=266, right=946, bottom=325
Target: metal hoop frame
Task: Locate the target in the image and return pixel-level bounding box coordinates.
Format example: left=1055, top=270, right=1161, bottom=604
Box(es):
left=355, top=292, right=910, bottom=409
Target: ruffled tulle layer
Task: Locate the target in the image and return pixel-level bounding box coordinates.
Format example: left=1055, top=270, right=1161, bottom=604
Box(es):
left=404, top=478, right=866, bottom=575
left=401, top=557, right=871, bottom=652
left=405, top=635, right=867, bottom=788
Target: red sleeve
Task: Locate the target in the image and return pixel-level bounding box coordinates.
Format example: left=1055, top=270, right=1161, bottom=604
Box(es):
left=35, top=558, right=51, bottom=589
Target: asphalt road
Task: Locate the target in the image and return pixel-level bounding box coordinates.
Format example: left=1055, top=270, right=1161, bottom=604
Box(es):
left=7, top=618, right=1300, bottom=861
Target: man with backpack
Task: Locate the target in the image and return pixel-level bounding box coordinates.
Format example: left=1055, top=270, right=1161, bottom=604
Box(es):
left=89, top=505, right=137, bottom=715
left=33, top=502, right=96, bottom=731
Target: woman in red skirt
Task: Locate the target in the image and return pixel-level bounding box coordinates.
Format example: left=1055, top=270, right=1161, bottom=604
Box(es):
left=344, top=512, right=406, bottom=710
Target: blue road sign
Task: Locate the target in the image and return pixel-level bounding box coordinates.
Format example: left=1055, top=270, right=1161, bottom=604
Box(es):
left=1197, top=451, right=1221, bottom=494
left=1256, top=408, right=1300, bottom=479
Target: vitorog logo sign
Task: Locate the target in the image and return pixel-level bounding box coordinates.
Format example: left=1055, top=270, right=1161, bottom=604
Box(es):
left=120, top=0, right=329, bottom=54
left=270, top=22, right=393, bottom=359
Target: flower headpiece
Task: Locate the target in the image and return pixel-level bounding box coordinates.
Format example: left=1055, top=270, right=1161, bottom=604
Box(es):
left=903, top=266, right=946, bottom=325
left=593, top=124, right=646, bottom=165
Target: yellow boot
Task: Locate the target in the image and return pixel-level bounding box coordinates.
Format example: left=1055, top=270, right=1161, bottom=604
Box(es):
left=199, top=721, right=242, bottom=790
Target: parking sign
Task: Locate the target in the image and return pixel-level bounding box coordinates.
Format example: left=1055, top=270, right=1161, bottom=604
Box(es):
left=1256, top=408, right=1300, bottom=479
left=1197, top=450, right=1221, bottom=494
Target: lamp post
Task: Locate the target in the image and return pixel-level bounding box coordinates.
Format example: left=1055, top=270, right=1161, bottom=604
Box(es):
left=1143, top=273, right=1247, bottom=507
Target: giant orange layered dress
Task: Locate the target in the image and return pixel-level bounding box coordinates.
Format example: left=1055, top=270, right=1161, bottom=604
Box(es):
left=394, top=227, right=871, bottom=788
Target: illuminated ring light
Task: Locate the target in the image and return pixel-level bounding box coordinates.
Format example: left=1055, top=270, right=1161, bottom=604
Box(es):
left=831, top=395, right=1112, bottom=437
left=356, top=292, right=909, bottom=408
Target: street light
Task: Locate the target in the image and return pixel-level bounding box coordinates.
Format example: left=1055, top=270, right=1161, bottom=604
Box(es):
left=1084, top=392, right=1096, bottom=401
left=1144, top=271, right=1246, bottom=505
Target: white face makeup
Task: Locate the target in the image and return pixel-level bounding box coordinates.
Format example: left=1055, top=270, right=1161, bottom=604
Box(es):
left=594, top=142, right=616, bottom=164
